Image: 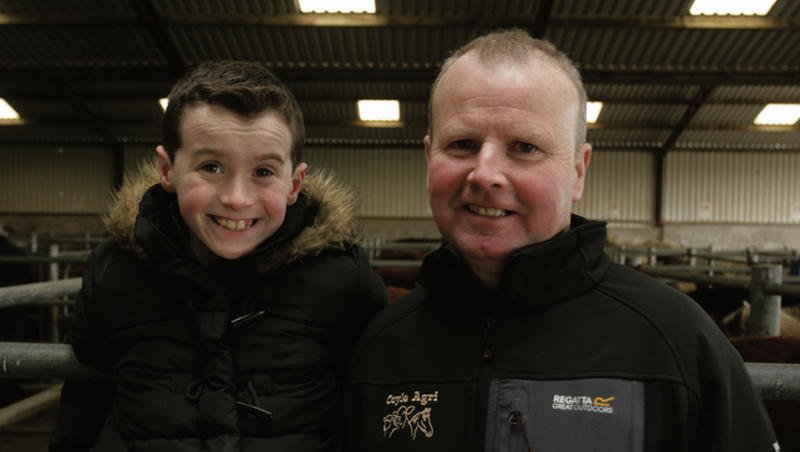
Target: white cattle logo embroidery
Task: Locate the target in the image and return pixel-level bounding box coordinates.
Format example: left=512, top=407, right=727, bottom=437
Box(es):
left=383, top=405, right=434, bottom=439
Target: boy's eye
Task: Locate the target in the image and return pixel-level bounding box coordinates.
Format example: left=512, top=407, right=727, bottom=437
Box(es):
left=200, top=163, right=222, bottom=174
left=254, top=168, right=274, bottom=177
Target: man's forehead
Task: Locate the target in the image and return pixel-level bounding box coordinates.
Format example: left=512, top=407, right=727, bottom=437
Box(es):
left=434, top=53, right=579, bottom=114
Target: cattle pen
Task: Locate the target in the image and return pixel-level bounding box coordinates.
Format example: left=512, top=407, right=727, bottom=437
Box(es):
left=1, top=244, right=799, bottom=438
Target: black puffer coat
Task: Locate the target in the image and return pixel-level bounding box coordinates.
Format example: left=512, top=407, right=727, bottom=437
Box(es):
left=50, top=162, right=388, bottom=452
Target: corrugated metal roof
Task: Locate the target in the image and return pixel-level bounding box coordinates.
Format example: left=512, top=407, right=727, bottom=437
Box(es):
left=549, top=27, right=800, bottom=71
left=0, top=0, right=797, bottom=153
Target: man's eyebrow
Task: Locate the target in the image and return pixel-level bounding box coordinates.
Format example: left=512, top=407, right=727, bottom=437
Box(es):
left=186, top=148, right=223, bottom=159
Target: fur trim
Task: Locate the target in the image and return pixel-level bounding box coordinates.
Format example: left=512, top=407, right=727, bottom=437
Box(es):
left=102, top=158, right=160, bottom=256
left=102, top=158, right=363, bottom=266
left=267, top=169, right=362, bottom=268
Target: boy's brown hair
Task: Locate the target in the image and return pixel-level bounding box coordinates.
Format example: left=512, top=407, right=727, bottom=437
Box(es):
left=162, top=60, right=305, bottom=167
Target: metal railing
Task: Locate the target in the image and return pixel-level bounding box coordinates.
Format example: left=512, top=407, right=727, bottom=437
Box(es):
left=640, top=264, right=798, bottom=336
left=0, top=341, right=797, bottom=400
left=0, top=278, right=81, bottom=309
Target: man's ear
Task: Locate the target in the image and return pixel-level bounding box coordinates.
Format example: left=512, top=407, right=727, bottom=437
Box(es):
left=424, top=135, right=432, bottom=192
left=572, top=142, right=592, bottom=203
left=287, top=162, right=308, bottom=205
left=155, top=145, right=176, bottom=193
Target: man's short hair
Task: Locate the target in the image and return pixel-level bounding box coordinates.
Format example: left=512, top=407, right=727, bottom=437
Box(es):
left=162, top=60, right=305, bottom=167
left=427, top=28, right=588, bottom=154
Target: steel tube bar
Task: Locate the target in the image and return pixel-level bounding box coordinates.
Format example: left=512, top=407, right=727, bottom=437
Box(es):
left=0, top=278, right=81, bottom=309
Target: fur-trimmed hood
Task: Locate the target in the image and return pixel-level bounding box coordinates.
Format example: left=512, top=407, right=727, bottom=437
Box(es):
left=102, top=159, right=363, bottom=268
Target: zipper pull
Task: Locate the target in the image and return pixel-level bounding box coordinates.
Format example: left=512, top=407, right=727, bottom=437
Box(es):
left=482, top=317, right=493, bottom=361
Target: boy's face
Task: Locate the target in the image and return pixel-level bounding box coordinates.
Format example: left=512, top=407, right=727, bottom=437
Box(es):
left=157, top=103, right=306, bottom=263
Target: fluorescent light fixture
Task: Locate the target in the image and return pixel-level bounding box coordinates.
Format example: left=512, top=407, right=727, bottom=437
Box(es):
left=358, top=100, right=400, bottom=121
left=586, top=101, right=603, bottom=124
left=159, top=98, right=169, bottom=111
left=0, top=98, right=20, bottom=120
left=297, top=0, right=376, bottom=13
left=689, top=0, right=776, bottom=15
left=753, top=104, right=800, bottom=126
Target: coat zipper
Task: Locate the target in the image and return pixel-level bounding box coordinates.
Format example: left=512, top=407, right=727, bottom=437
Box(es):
left=474, top=315, right=494, bottom=450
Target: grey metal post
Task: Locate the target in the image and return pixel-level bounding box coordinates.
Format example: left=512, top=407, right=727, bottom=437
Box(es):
left=747, top=265, right=782, bottom=336
left=688, top=247, right=697, bottom=267
left=707, top=245, right=715, bottom=277
left=48, top=244, right=60, bottom=342
left=648, top=246, right=657, bottom=266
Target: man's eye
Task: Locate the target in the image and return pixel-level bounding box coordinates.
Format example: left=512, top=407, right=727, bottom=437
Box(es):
left=452, top=139, right=474, bottom=150
left=518, top=142, right=538, bottom=153
left=200, top=163, right=222, bottom=174
left=254, top=168, right=274, bottom=177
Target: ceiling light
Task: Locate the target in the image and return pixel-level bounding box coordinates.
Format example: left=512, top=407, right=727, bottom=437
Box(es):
left=689, top=0, right=776, bottom=15
left=0, top=98, right=20, bottom=120
left=159, top=98, right=169, bottom=111
left=358, top=100, right=400, bottom=121
left=586, top=101, right=603, bottom=124
left=297, top=0, right=376, bottom=13
left=753, top=104, right=800, bottom=126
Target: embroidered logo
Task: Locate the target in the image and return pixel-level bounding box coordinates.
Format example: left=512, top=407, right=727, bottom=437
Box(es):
left=552, top=394, right=615, bottom=414
left=383, top=390, right=438, bottom=439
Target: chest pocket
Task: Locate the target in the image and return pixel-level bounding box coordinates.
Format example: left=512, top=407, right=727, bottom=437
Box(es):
left=485, top=378, right=644, bottom=452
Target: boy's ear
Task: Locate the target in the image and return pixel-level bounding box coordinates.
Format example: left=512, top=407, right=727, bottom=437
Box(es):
left=287, top=162, right=307, bottom=205
left=155, top=145, right=176, bottom=193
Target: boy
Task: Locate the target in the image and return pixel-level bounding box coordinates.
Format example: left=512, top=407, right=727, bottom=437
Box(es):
left=50, top=60, right=388, bottom=451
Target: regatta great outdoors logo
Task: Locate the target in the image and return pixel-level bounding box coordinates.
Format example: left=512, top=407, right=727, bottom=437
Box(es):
left=552, top=394, right=615, bottom=414
left=383, top=390, right=438, bottom=440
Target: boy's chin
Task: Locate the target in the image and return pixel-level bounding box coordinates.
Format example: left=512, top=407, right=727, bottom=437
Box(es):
left=190, top=237, right=256, bottom=264
left=209, top=246, right=256, bottom=261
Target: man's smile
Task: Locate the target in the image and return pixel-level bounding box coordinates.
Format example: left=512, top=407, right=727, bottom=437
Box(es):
left=466, top=204, right=511, bottom=217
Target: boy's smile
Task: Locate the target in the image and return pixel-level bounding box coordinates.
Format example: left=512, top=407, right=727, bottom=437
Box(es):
left=157, top=103, right=306, bottom=264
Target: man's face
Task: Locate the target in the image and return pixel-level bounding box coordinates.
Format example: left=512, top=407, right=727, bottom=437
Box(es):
left=425, top=52, right=591, bottom=270
left=157, top=103, right=306, bottom=263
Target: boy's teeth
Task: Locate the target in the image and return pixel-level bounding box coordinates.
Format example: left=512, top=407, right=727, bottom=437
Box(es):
left=468, top=205, right=507, bottom=217
left=216, top=217, right=253, bottom=231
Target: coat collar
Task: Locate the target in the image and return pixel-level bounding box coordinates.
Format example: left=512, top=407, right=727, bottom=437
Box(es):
left=419, top=215, right=611, bottom=314
left=102, top=158, right=363, bottom=270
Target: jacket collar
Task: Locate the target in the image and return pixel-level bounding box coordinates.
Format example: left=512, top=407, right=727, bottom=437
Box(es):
left=132, top=184, right=314, bottom=272
left=103, top=159, right=363, bottom=270
left=419, top=215, right=610, bottom=314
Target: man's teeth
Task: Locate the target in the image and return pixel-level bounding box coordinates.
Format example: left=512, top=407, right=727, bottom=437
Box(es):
left=216, top=217, right=254, bottom=231
left=468, top=205, right=508, bottom=217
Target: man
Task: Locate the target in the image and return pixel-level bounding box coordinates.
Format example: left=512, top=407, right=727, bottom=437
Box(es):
left=346, top=29, right=779, bottom=451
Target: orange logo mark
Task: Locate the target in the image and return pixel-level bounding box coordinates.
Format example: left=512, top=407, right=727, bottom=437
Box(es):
left=593, top=396, right=615, bottom=407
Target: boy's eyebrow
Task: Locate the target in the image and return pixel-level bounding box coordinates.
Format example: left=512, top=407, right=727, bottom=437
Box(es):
left=255, top=152, right=286, bottom=163
left=187, top=148, right=287, bottom=164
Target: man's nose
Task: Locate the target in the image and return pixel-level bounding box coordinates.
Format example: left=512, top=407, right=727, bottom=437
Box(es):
left=466, top=144, right=506, bottom=189
left=219, top=176, right=255, bottom=209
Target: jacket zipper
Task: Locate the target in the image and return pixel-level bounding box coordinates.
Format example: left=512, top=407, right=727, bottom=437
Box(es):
left=474, top=316, right=494, bottom=450
left=509, top=410, right=534, bottom=452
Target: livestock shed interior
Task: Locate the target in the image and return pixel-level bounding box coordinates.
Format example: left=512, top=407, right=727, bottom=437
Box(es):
left=0, top=0, right=798, bottom=249
left=1, top=0, right=800, bottom=450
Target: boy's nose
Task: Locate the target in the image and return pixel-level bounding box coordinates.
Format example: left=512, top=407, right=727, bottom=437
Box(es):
left=219, top=177, right=255, bottom=209
left=466, top=144, right=506, bottom=190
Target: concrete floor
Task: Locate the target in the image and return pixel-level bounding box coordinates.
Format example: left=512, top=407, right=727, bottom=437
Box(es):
left=0, top=407, right=53, bottom=452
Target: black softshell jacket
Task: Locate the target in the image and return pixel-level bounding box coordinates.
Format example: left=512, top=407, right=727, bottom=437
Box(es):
left=346, top=216, right=778, bottom=452
left=50, top=164, right=388, bottom=452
